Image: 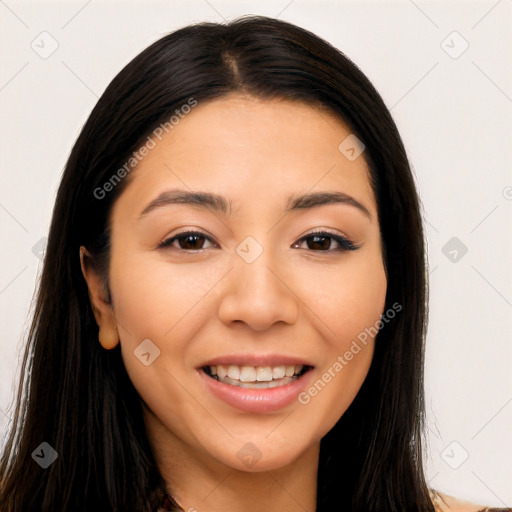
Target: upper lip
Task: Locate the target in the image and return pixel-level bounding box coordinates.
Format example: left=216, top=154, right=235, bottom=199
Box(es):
left=199, top=354, right=314, bottom=368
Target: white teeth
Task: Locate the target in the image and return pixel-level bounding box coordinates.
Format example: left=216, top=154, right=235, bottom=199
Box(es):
left=256, top=367, right=273, bottom=382
left=223, top=376, right=294, bottom=389
left=206, top=364, right=306, bottom=386
left=217, top=365, right=228, bottom=379
left=272, top=366, right=286, bottom=379
left=240, top=366, right=257, bottom=382
left=227, top=365, right=240, bottom=379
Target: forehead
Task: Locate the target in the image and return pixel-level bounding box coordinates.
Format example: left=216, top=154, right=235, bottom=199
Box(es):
left=115, top=94, right=377, bottom=218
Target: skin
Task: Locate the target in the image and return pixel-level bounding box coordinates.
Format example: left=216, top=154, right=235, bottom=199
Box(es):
left=81, top=94, right=388, bottom=511
left=433, top=493, right=485, bottom=512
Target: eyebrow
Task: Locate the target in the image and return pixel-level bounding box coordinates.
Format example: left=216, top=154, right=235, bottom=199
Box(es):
left=139, top=189, right=230, bottom=217
left=286, top=191, right=371, bottom=218
left=138, top=189, right=371, bottom=219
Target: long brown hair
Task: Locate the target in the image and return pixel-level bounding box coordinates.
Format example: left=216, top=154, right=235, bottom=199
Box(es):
left=0, top=15, right=432, bottom=511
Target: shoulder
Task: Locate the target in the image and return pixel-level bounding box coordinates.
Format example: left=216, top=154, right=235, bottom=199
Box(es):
left=431, top=490, right=512, bottom=512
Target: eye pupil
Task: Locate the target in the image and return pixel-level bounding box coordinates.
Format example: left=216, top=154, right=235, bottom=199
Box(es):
left=180, top=234, right=204, bottom=250
left=308, top=234, right=330, bottom=251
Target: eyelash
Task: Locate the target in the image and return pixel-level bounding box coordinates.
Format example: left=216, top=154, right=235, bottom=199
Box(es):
left=294, top=230, right=360, bottom=252
left=158, top=230, right=359, bottom=252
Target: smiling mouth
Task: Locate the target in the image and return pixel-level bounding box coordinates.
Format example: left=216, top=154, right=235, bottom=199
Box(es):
left=202, top=364, right=313, bottom=389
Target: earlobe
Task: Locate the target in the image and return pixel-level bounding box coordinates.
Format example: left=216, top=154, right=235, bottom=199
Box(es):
left=98, top=324, right=119, bottom=350
left=79, top=246, right=119, bottom=350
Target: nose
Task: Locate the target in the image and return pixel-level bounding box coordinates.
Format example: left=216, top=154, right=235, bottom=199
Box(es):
left=217, top=247, right=300, bottom=331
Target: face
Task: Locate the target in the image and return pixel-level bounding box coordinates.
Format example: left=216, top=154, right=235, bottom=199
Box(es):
left=86, top=94, right=387, bottom=475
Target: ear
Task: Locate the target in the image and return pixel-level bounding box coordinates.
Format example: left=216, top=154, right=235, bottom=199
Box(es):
left=79, top=246, right=119, bottom=350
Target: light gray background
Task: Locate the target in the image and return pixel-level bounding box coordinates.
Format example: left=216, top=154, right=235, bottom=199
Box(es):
left=1, top=0, right=511, bottom=506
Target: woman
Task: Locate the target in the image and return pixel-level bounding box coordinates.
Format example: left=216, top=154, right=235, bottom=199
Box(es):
left=0, top=15, right=507, bottom=512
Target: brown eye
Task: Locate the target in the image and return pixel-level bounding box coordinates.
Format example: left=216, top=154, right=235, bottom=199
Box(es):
left=293, top=231, right=359, bottom=252
left=306, top=234, right=331, bottom=251
left=159, top=231, right=216, bottom=251
left=178, top=233, right=207, bottom=250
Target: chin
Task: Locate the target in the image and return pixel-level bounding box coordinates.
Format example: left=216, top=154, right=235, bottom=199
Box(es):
left=211, top=436, right=314, bottom=474
left=227, top=452, right=300, bottom=473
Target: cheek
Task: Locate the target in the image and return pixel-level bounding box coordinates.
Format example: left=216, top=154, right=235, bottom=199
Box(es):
left=293, top=254, right=386, bottom=434
left=107, top=248, right=227, bottom=407
left=107, top=251, right=212, bottom=428
left=108, top=246, right=221, bottom=344
left=299, top=251, right=387, bottom=345
left=333, top=268, right=387, bottom=339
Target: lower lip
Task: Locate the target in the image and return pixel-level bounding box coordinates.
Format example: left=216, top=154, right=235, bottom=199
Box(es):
left=198, top=368, right=313, bottom=413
